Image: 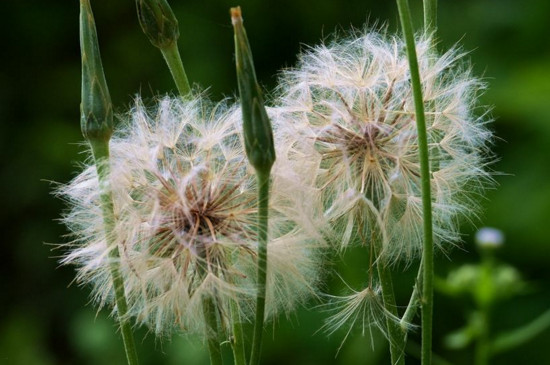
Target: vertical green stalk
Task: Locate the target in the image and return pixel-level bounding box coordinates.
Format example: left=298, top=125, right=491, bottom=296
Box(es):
left=395, top=1, right=434, bottom=364
left=89, top=143, right=140, bottom=365
left=475, top=308, right=490, bottom=365
left=423, top=0, right=437, bottom=33
left=80, top=1, right=139, bottom=363
left=230, top=301, right=247, bottom=365
left=376, top=259, right=406, bottom=365
left=202, top=297, right=224, bottom=365
left=231, top=7, right=276, bottom=365
left=474, top=251, right=494, bottom=365
left=136, top=0, right=191, bottom=96
left=194, top=243, right=224, bottom=365
left=249, top=172, right=270, bottom=365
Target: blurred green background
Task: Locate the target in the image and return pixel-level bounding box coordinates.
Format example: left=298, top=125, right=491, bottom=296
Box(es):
left=1, top=0, right=549, bottom=364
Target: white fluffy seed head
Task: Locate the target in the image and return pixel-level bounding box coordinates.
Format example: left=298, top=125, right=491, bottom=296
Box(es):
left=57, top=94, right=322, bottom=337
left=273, top=29, right=493, bottom=264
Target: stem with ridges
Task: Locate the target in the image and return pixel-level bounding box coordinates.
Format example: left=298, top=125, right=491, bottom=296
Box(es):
left=160, top=43, right=191, bottom=96
left=249, top=171, right=269, bottom=365
left=396, top=1, right=434, bottom=364
left=89, top=140, right=140, bottom=365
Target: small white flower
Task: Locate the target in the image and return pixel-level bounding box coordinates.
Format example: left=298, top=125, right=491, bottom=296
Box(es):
left=475, top=227, right=504, bottom=249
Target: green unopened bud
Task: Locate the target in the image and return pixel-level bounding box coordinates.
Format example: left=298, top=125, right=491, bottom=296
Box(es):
left=231, top=6, right=275, bottom=174
left=80, top=0, right=113, bottom=143
left=136, top=0, right=179, bottom=49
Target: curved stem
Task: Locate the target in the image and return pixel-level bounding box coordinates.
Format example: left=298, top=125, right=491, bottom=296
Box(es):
left=249, top=171, right=270, bottom=365
left=395, top=1, right=434, bottom=364
left=160, top=43, right=191, bottom=97
left=90, top=140, right=140, bottom=365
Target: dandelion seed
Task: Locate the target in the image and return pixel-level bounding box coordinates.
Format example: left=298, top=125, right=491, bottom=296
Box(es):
left=320, top=283, right=410, bottom=354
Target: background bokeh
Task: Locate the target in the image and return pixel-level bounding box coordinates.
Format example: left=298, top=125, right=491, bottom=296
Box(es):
left=1, top=0, right=549, bottom=364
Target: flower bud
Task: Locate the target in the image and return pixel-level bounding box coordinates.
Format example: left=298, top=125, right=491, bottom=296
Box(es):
left=136, top=0, right=180, bottom=49
left=231, top=6, right=275, bottom=174
left=79, top=0, right=113, bottom=143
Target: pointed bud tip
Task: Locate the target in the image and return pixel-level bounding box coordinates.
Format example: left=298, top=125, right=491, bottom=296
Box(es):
left=230, top=6, right=242, bottom=25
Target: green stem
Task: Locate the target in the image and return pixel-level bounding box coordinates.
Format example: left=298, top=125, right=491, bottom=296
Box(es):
left=160, top=43, right=191, bottom=96
left=491, top=307, right=550, bottom=354
left=89, top=140, right=139, bottom=365
left=376, top=260, right=406, bottom=365
left=249, top=171, right=270, bottom=365
left=474, top=253, right=494, bottom=365
left=202, top=296, right=224, bottom=365
left=230, top=300, right=247, bottom=365
left=401, top=260, right=424, bottom=330
left=423, top=0, right=437, bottom=33
left=406, top=341, right=453, bottom=365
left=395, top=1, right=434, bottom=364
left=475, top=308, right=490, bottom=365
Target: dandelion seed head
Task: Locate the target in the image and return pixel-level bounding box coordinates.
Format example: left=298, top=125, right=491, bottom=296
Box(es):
left=57, top=95, right=321, bottom=336
left=274, top=29, right=493, bottom=263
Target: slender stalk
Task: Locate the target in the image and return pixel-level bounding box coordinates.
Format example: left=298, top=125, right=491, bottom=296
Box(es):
left=423, top=0, right=437, bottom=33
left=474, top=253, right=493, bottom=365
left=160, top=44, right=191, bottom=96
left=80, top=0, right=139, bottom=362
left=231, top=7, right=275, bottom=365
left=89, top=141, right=140, bottom=365
left=475, top=309, right=490, bottom=365
left=202, top=296, right=224, bottom=365
left=395, top=1, right=434, bottom=364
left=230, top=300, right=247, bottom=365
left=249, top=172, right=270, bottom=365
left=406, top=341, right=453, bottom=365
left=376, top=260, right=406, bottom=365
